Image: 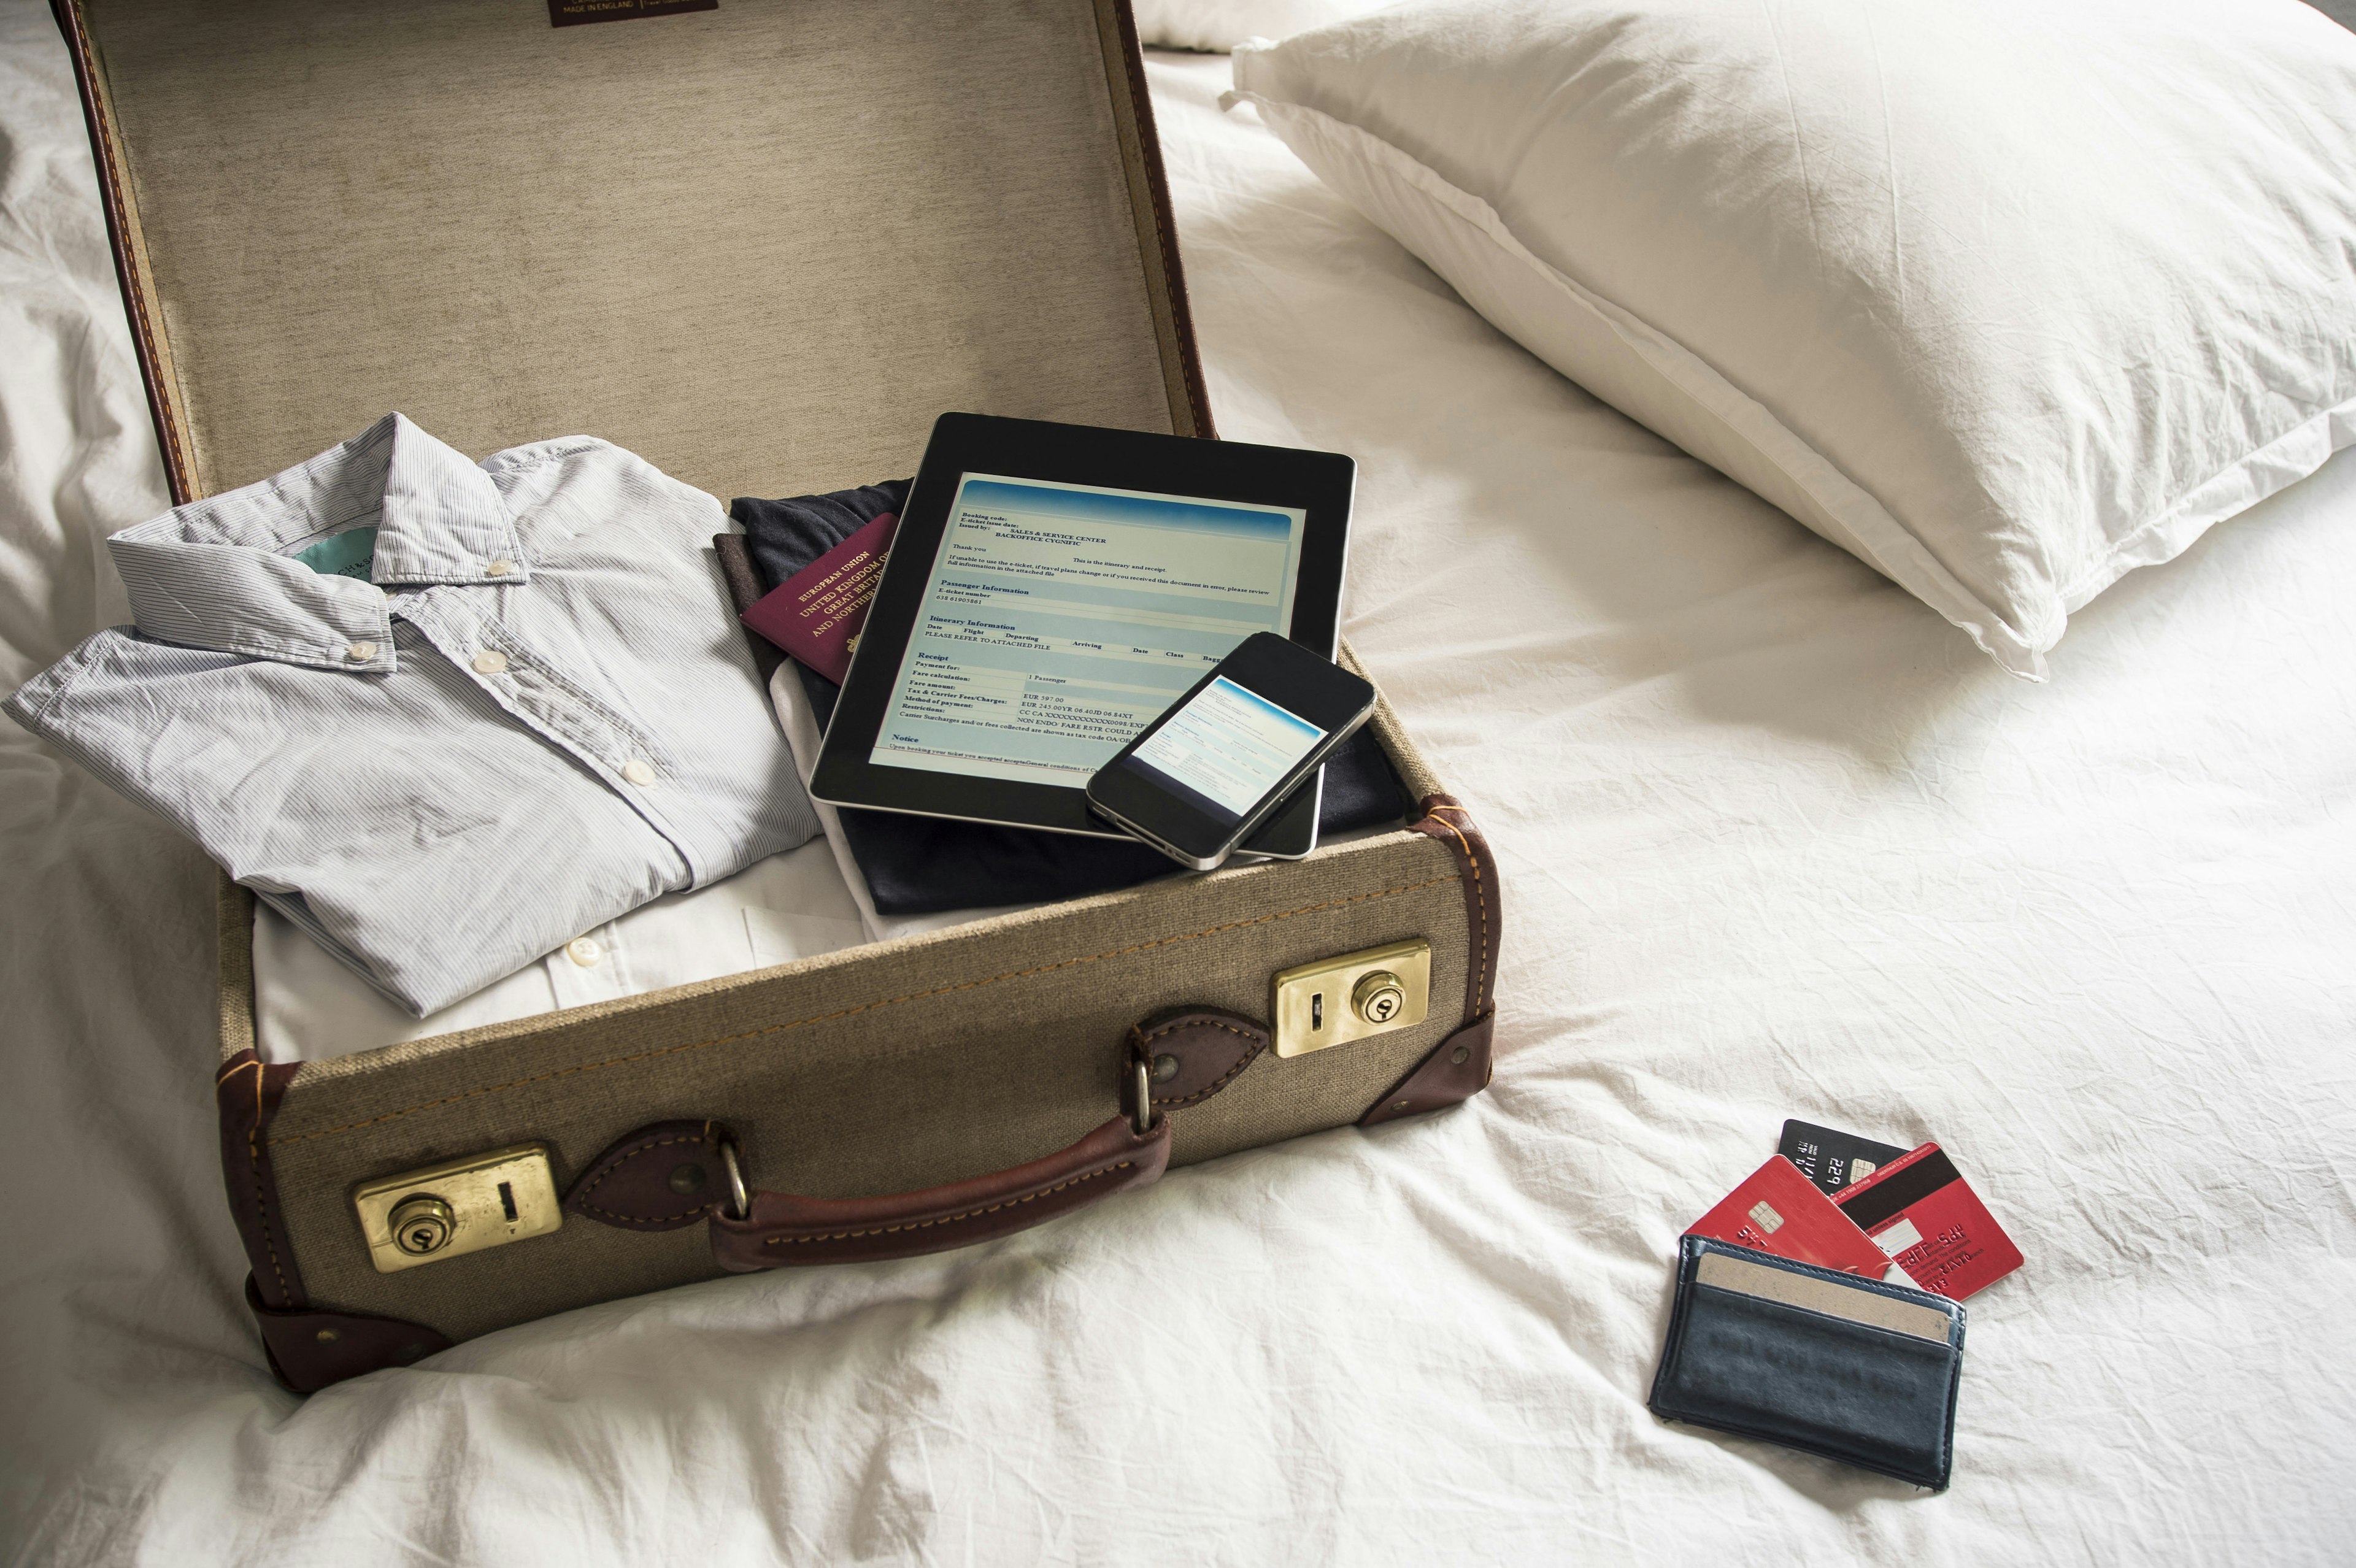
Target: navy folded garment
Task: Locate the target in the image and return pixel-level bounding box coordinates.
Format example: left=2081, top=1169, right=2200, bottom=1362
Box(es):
left=732, top=485, right=1409, bottom=916
left=737, top=479, right=910, bottom=597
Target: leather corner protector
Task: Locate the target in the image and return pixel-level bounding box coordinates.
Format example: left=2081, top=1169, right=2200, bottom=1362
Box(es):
left=1360, top=1012, right=1495, bottom=1126
left=245, top=1275, right=452, bottom=1394
left=1130, top=1007, right=1268, bottom=1115
left=566, top=1119, right=732, bottom=1231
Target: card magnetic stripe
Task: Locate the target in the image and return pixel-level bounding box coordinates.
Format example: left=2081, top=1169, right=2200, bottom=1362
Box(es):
left=1838, top=1148, right=1960, bottom=1231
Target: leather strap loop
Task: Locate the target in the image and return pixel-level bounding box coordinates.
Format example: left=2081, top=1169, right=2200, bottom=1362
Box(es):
left=710, top=1113, right=1171, bottom=1271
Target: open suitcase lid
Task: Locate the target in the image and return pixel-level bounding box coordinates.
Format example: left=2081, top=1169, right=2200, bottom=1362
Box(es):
left=55, top=0, right=1212, bottom=505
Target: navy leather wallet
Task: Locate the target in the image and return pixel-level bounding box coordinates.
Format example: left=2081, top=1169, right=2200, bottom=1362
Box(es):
left=1648, top=1236, right=1966, bottom=1489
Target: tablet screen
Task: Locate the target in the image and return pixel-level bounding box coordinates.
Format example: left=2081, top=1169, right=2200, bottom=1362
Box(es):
left=868, top=474, right=1307, bottom=788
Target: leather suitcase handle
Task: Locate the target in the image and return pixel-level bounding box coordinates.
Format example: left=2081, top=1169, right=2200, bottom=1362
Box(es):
left=709, top=1112, right=1171, bottom=1271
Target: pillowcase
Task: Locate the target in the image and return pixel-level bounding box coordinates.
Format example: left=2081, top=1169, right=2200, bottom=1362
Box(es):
left=1231, top=0, right=2356, bottom=677
left=1132, top=0, right=1387, bottom=53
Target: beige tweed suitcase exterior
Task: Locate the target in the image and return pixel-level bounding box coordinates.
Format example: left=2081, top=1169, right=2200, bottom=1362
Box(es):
left=57, top=0, right=1503, bottom=1391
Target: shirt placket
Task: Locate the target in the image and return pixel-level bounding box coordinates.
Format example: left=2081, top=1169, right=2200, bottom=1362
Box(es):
left=393, top=588, right=708, bottom=886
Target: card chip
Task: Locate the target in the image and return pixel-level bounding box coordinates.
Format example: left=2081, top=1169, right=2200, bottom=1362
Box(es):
left=1747, top=1201, right=1784, bottom=1234
left=1849, top=1160, right=1876, bottom=1182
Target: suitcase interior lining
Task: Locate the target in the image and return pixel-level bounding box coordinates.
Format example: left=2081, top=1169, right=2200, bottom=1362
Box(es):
left=80, top=0, right=1191, bottom=501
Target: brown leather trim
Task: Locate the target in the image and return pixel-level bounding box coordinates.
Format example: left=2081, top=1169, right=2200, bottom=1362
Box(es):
left=711, top=533, right=785, bottom=683
left=49, top=1, right=196, bottom=503
left=1360, top=1011, right=1494, bottom=1126
left=216, top=1050, right=307, bottom=1311
left=245, top=1276, right=450, bottom=1394
left=711, top=1113, right=1170, bottom=1270
left=1129, top=1006, right=1268, bottom=1112
left=566, top=1119, right=730, bottom=1231
left=1098, top=0, right=1217, bottom=439
left=1409, top=793, right=1499, bottom=1026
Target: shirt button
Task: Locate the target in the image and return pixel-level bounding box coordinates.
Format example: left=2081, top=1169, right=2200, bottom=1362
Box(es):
left=342, top=642, right=377, bottom=663
left=472, top=648, right=509, bottom=675
left=566, top=937, right=603, bottom=967
left=484, top=559, right=515, bottom=577
left=622, top=758, right=658, bottom=785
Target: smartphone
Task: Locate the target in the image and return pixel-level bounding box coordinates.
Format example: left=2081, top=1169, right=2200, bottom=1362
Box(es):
left=1086, top=632, right=1377, bottom=870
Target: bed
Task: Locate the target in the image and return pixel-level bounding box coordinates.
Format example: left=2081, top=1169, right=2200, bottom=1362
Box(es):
left=2, top=2, right=2350, bottom=1560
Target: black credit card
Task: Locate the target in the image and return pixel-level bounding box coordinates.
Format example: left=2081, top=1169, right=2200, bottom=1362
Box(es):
left=1779, top=1119, right=1909, bottom=1198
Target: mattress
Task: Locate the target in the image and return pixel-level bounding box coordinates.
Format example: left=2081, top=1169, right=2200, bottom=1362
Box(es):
left=2, top=10, right=2350, bottom=1562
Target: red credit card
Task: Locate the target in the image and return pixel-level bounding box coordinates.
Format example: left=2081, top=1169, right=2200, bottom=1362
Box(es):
left=1685, top=1156, right=1892, bottom=1275
left=1834, top=1142, right=2022, bottom=1300
left=741, top=510, right=896, bottom=684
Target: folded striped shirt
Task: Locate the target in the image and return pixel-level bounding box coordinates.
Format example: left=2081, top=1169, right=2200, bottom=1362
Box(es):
left=6, top=413, right=817, bottom=1015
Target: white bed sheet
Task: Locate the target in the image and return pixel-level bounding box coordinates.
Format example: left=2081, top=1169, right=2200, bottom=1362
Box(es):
left=1, top=13, right=2350, bottom=1562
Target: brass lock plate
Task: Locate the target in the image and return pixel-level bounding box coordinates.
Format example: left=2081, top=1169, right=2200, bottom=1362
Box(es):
left=1271, top=939, right=1431, bottom=1058
left=353, top=1142, right=563, bottom=1274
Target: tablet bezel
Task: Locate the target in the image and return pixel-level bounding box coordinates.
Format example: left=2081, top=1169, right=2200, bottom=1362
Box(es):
left=809, top=413, right=1356, bottom=840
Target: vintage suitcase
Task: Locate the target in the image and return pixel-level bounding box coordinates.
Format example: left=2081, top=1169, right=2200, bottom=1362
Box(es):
left=53, top=0, right=1503, bottom=1392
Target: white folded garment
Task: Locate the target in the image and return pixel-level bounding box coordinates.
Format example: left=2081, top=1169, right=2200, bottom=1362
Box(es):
left=12, top=415, right=827, bottom=1015
left=252, top=839, right=866, bottom=1063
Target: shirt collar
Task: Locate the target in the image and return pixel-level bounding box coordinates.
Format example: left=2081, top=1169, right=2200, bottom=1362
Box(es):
left=106, top=413, right=529, bottom=673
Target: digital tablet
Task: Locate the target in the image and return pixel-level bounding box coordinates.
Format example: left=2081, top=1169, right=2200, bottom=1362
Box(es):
left=809, top=413, right=1355, bottom=849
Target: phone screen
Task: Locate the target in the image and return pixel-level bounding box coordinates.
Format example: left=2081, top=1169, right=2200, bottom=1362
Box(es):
left=1117, top=676, right=1328, bottom=827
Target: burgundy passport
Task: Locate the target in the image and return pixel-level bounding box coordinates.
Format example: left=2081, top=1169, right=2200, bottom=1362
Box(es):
left=1685, top=1156, right=1891, bottom=1276
left=1835, top=1142, right=2023, bottom=1301
left=741, top=511, right=896, bottom=683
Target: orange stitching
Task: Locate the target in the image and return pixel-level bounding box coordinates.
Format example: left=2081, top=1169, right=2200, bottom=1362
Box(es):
left=223, top=1059, right=291, bottom=1308
left=1134, top=1016, right=1262, bottom=1047
left=577, top=1199, right=711, bottom=1226
left=268, top=872, right=1461, bottom=1148
left=1160, top=1045, right=1263, bottom=1108
left=572, top=1131, right=706, bottom=1198
left=568, top=1129, right=715, bottom=1224
left=1423, top=812, right=1489, bottom=1018
left=757, top=1159, right=1136, bottom=1246
left=1133, top=1018, right=1266, bottom=1109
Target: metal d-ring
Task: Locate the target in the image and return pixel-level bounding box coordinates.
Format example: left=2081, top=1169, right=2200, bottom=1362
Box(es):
left=717, top=1137, right=750, bottom=1221
left=1131, top=1055, right=1155, bottom=1137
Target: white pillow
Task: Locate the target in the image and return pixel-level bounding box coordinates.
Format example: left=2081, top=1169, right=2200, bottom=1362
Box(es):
left=1132, top=0, right=1389, bottom=53
left=1231, top=0, right=2356, bottom=677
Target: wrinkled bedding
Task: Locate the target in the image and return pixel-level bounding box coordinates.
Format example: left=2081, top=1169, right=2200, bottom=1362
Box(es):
left=1, top=13, right=2349, bottom=1563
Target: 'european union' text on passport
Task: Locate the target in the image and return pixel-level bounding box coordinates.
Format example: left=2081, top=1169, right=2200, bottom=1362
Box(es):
left=741, top=510, right=896, bottom=684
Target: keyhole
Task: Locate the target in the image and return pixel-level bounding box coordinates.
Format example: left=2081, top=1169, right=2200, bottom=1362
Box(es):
left=387, top=1194, right=455, bottom=1256
left=1351, top=970, right=1406, bottom=1024
left=1312, top=993, right=1324, bottom=1031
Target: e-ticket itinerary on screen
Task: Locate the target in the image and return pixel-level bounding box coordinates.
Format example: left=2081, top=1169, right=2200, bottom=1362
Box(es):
left=869, top=474, right=1306, bottom=788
